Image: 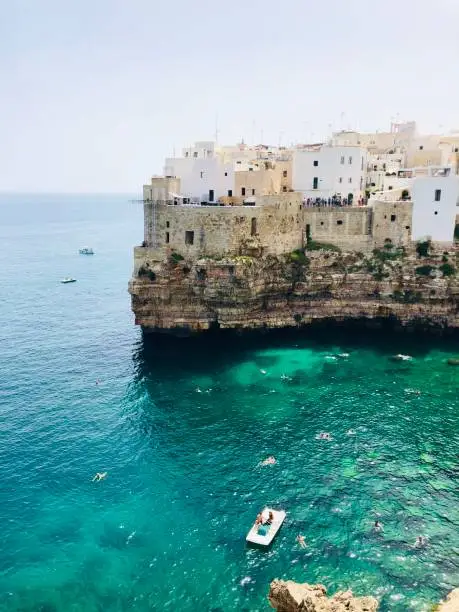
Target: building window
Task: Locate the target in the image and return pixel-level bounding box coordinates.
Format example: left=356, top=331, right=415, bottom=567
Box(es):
left=405, top=226, right=410, bottom=230
left=224, top=172, right=228, bottom=176
left=249, top=167, right=253, bottom=171
left=339, top=177, right=343, bottom=184
left=193, top=152, right=198, bottom=157
left=282, top=185, right=287, bottom=192
left=320, top=221, right=324, bottom=225
left=185, top=152, right=189, bottom=157
left=337, top=220, right=343, bottom=225
left=313, top=177, right=318, bottom=189
left=166, top=232, right=170, bottom=243
left=349, top=156, right=353, bottom=164
left=283, top=170, right=288, bottom=177
left=340, top=156, right=345, bottom=164
left=388, top=186, right=393, bottom=190
left=455, top=147, right=459, bottom=153
left=434, top=211, right=438, bottom=215
left=200, top=171, right=204, bottom=178
left=251, top=217, right=257, bottom=236
left=166, top=221, right=170, bottom=228
left=348, top=177, right=352, bottom=183
left=419, top=145, right=424, bottom=150
left=252, top=188, right=256, bottom=195
left=391, top=214, right=396, bottom=222
left=228, top=189, right=232, bottom=197
left=185, top=231, right=194, bottom=245
left=241, top=187, right=246, bottom=196
left=435, top=189, right=441, bottom=201
left=313, top=160, right=318, bottom=167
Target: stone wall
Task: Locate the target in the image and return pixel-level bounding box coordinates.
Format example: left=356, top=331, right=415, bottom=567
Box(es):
left=304, top=207, right=373, bottom=251
left=371, top=200, right=413, bottom=247
left=144, top=193, right=304, bottom=258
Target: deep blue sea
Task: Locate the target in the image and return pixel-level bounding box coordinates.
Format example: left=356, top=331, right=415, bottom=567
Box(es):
left=0, top=194, right=458, bottom=612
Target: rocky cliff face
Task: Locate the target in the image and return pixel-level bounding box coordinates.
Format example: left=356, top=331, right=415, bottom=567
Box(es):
left=268, top=580, right=378, bottom=611
left=129, top=245, right=459, bottom=334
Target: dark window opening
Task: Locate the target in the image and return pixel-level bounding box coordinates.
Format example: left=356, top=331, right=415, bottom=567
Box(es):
left=200, top=171, right=204, bottom=178
left=405, top=226, right=410, bottom=230
left=227, top=189, right=232, bottom=197
left=391, top=214, right=396, bottom=222
left=388, top=186, right=393, bottom=190
left=251, top=217, right=257, bottom=236
left=455, top=147, right=459, bottom=153
left=435, top=189, right=441, bottom=201
left=166, top=232, right=170, bottom=243
left=283, top=170, right=288, bottom=177
left=320, top=221, right=324, bottom=226
left=252, top=188, right=255, bottom=195
left=282, top=185, right=287, bottom=192
left=208, top=189, right=214, bottom=202
left=166, top=221, right=170, bottom=228
left=313, top=160, right=318, bottom=167
left=419, top=145, right=424, bottom=150
left=185, top=231, right=194, bottom=245
left=313, top=177, right=319, bottom=189
left=241, top=187, right=246, bottom=196
left=224, top=172, right=228, bottom=176
left=337, top=220, right=343, bottom=226
left=249, top=167, right=253, bottom=171
left=434, top=211, right=438, bottom=215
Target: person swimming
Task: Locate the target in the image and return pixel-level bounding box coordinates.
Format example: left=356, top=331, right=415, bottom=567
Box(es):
left=414, top=535, right=427, bottom=547
left=92, top=472, right=107, bottom=482
left=296, top=534, right=307, bottom=549
left=316, top=432, right=332, bottom=441
left=260, top=456, right=276, bottom=466
left=374, top=520, right=383, bottom=532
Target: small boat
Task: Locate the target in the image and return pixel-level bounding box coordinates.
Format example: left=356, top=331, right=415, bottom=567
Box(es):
left=79, top=247, right=94, bottom=255
left=61, top=277, right=77, bottom=284
left=390, top=354, right=412, bottom=362
left=246, top=507, right=286, bottom=546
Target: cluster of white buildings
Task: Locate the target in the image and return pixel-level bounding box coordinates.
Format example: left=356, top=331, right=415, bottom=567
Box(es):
left=144, top=121, right=459, bottom=244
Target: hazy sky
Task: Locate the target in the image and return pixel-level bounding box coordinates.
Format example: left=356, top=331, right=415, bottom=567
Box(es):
left=2, top=0, right=459, bottom=192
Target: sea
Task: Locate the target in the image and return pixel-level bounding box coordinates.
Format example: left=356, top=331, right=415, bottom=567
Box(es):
left=0, top=193, right=458, bottom=612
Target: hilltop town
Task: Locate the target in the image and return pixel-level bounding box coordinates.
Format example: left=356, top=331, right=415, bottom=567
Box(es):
left=129, top=121, right=459, bottom=334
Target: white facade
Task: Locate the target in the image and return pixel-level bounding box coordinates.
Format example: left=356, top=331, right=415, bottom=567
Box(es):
left=411, top=168, right=459, bottom=243
left=164, top=141, right=235, bottom=202
left=292, top=145, right=366, bottom=201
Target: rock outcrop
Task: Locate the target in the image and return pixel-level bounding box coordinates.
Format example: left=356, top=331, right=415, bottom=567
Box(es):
left=129, top=245, right=459, bottom=334
left=437, top=588, right=459, bottom=611
left=268, top=580, right=378, bottom=611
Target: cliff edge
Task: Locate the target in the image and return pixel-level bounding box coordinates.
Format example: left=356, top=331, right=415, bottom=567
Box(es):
left=129, top=244, right=458, bottom=334
left=268, top=580, right=378, bottom=611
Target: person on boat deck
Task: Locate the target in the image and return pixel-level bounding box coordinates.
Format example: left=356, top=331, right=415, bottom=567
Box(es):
left=255, top=513, right=263, bottom=526
left=266, top=511, right=274, bottom=525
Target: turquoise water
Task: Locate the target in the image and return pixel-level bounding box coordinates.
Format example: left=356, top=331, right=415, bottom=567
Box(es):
left=0, top=195, right=458, bottom=612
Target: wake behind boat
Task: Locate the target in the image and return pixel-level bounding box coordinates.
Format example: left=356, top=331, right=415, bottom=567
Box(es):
left=246, top=507, right=286, bottom=546
left=61, top=277, right=77, bottom=284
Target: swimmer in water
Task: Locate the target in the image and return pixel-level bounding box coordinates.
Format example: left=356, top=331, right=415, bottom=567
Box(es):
left=374, top=520, right=383, bottom=532
left=260, top=369, right=267, bottom=375
left=261, top=456, right=276, bottom=466
left=316, top=432, right=332, bottom=441
left=346, top=429, right=356, bottom=435
left=296, top=535, right=307, bottom=549
left=414, top=535, right=427, bottom=548
left=92, top=472, right=107, bottom=482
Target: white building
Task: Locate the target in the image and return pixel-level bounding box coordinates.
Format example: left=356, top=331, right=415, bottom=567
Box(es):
left=292, top=145, right=367, bottom=202
left=164, top=141, right=235, bottom=202
left=411, top=167, right=459, bottom=243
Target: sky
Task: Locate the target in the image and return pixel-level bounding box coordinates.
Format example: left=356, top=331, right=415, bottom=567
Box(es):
left=1, top=0, right=459, bottom=193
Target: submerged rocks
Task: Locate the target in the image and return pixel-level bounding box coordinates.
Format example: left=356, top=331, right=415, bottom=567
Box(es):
left=268, top=580, right=378, bottom=611
left=447, top=358, right=459, bottom=366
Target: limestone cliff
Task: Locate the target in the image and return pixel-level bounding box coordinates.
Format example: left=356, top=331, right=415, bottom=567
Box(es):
left=268, top=580, right=378, bottom=611
left=129, top=244, right=459, bottom=334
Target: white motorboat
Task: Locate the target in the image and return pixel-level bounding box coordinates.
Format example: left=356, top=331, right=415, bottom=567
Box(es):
left=61, top=277, right=77, bottom=284
left=79, top=247, right=94, bottom=255
left=246, top=507, right=286, bottom=546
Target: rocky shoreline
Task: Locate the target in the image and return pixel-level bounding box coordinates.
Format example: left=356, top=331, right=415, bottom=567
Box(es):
left=267, top=580, right=459, bottom=611
left=129, top=245, right=459, bottom=335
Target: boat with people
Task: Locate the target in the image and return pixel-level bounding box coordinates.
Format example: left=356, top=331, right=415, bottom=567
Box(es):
left=61, top=277, right=77, bottom=284
left=246, top=507, right=286, bottom=546
left=79, top=247, right=94, bottom=255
